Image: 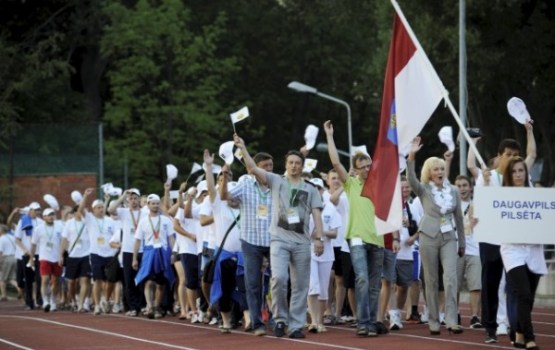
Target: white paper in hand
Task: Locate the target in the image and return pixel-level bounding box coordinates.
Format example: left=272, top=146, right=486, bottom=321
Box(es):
left=304, top=124, right=319, bottom=150
left=43, top=194, right=59, bottom=211
left=303, top=158, right=318, bottom=173
left=351, top=145, right=369, bottom=157
left=101, top=183, right=114, bottom=196
left=219, top=141, right=235, bottom=165
left=190, top=162, right=202, bottom=174
left=234, top=148, right=243, bottom=161
left=110, top=187, right=123, bottom=197
left=166, top=164, right=178, bottom=181
left=438, top=126, right=455, bottom=152
left=71, top=191, right=82, bottom=205
left=507, top=97, right=532, bottom=125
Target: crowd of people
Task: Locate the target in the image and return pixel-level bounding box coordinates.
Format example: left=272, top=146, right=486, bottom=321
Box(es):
left=0, top=120, right=546, bottom=350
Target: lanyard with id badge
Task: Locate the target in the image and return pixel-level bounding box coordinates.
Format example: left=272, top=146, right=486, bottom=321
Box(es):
left=255, top=185, right=270, bottom=220
left=149, top=216, right=162, bottom=248
left=440, top=215, right=453, bottom=233
left=287, top=181, right=301, bottom=225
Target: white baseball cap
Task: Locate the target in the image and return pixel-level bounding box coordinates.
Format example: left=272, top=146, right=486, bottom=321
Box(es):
left=91, top=199, right=104, bottom=208
left=147, top=194, right=161, bottom=203
left=128, top=188, right=141, bottom=196
left=29, top=202, right=41, bottom=210
left=309, top=178, right=325, bottom=189
left=43, top=208, right=55, bottom=217
left=196, top=180, right=208, bottom=199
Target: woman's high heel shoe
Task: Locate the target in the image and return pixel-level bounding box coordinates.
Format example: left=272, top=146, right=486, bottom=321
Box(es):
left=447, top=326, right=464, bottom=335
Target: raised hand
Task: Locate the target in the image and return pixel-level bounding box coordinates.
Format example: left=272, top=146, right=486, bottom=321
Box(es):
left=323, top=120, right=334, bottom=136
left=203, top=149, right=214, bottom=166
left=233, top=133, right=246, bottom=149
left=408, top=137, right=423, bottom=155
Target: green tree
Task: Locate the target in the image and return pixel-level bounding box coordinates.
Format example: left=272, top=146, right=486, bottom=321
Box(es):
left=100, top=0, right=238, bottom=193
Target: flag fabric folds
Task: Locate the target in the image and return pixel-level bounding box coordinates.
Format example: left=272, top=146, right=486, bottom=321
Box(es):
left=362, top=12, right=444, bottom=235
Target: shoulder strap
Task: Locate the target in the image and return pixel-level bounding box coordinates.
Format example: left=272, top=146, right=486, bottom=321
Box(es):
left=68, top=222, right=87, bottom=255
left=212, top=214, right=240, bottom=262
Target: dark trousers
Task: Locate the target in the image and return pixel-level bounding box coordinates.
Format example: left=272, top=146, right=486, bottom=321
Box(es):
left=479, top=243, right=504, bottom=333
left=506, top=265, right=540, bottom=343
left=122, top=252, right=143, bottom=312
left=19, top=255, right=42, bottom=308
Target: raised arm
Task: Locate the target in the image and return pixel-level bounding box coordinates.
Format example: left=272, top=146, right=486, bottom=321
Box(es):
left=234, top=133, right=268, bottom=185
left=524, top=121, right=536, bottom=170
left=78, top=188, right=94, bottom=218
left=323, top=121, right=349, bottom=183
left=203, top=149, right=217, bottom=203
left=443, top=150, right=453, bottom=181
left=466, top=137, right=481, bottom=180
left=406, top=137, right=425, bottom=197
left=108, top=190, right=128, bottom=215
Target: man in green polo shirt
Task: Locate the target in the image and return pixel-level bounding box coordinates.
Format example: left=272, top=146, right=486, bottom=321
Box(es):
left=324, top=120, right=385, bottom=337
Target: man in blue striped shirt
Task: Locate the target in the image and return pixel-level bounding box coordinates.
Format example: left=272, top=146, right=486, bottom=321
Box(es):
left=224, top=152, right=274, bottom=336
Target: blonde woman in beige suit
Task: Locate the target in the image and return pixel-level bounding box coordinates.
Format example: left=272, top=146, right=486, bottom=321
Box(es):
left=407, top=137, right=465, bottom=335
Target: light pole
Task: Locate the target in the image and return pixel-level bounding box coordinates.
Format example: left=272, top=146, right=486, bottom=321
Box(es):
left=288, top=81, right=352, bottom=156
left=315, top=142, right=350, bottom=159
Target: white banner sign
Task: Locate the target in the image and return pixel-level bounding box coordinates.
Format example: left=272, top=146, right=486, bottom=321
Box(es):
left=473, top=186, right=555, bottom=244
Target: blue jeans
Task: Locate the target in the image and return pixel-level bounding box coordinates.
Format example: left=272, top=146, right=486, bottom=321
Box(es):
left=350, top=242, right=384, bottom=329
left=270, top=239, right=311, bottom=333
left=241, top=240, right=270, bottom=330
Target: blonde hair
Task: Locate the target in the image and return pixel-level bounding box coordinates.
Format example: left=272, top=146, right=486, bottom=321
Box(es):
left=420, top=157, right=446, bottom=183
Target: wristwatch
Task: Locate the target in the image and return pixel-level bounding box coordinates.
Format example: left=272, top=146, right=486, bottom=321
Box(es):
left=315, top=236, right=324, bottom=242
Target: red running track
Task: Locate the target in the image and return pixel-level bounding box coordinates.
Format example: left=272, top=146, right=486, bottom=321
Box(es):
left=1, top=300, right=554, bottom=350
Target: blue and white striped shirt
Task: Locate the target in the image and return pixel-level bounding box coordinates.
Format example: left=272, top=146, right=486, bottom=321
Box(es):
left=228, top=175, right=272, bottom=247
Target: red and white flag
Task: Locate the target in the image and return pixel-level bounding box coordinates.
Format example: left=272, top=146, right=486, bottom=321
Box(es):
left=362, top=9, right=445, bottom=235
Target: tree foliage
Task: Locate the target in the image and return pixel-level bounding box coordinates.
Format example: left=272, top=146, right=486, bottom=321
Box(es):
left=1, top=0, right=554, bottom=193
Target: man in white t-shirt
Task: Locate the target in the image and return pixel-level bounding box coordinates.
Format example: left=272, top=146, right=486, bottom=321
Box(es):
left=454, top=174, right=482, bottom=329
left=29, top=208, right=64, bottom=312
left=108, top=188, right=144, bottom=317
left=14, top=202, right=44, bottom=310
left=133, top=194, right=175, bottom=319
left=79, top=188, right=118, bottom=315
left=0, top=224, right=18, bottom=301
left=60, top=208, right=91, bottom=312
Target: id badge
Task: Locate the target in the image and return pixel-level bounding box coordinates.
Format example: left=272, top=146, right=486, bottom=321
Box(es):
left=350, top=237, right=363, bottom=247
left=286, top=208, right=300, bottom=224
left=153, top=238, right=162, bottom=248
left=97, top=236, right=105, bottom=245
left=256, top=204, right=269, bottom=220
left=130, top=228, right=135, bottom=235
left=46, top=242, right=54, bottom=251
left=440, top=217, right=453, bottom=233
left=75, top=239, right=82, bottom=249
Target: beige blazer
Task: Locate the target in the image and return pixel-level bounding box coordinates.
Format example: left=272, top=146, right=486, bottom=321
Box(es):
left=407, top=160, right=465, bottom=248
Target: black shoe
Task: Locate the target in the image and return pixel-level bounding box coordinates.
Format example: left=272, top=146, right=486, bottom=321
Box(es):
left=448, top=326, right=464, bottom=334
left=430, top=329, right=441, bottom=336
left=375, top=321, right=389, bottom=334
left=513, top=342, right=526, bottom=349
left=470, top=316, right=482, bottom=328
left=43, top=304, right=50, bottom=313
left=485, top=331, right=498, bottom=344
left=288, top=330, right=305, bottom=339
left=274, top=321, right=286, bottom=338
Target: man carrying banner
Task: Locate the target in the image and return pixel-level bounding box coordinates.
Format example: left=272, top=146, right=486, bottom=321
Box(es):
left=324, top=120, right=387, bottom=337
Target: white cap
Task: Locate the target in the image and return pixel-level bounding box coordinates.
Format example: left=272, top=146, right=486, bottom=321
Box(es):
left=29, top=202, right=41, bottom=210
left=71, top=190, right=83, bottom=205
left=147, top=194, right=161, bottom=203
left=43, top=208, right=55, bottom=217
left=128, top=188, right=141, bottom=196
left=196, top=180, right=208, bottom=198
left=91, top=199, right=104, bottom=208
left=309, top=178, right=325, bottom=189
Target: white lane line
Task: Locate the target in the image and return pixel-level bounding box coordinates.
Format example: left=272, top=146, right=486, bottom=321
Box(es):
left=107, top=314, right=369, bottom=350
left=0, top=338, right=37, bottom=350
left=325, top=325, right=516, bottom=349
left=0, top=315, right=199, bottom=350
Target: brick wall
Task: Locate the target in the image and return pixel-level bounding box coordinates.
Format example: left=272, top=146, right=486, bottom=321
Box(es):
left=0, top=173, right=97, bottom=220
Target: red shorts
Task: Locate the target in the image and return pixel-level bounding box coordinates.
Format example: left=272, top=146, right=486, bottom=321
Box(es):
left=39, top=260, right=63, bottom=277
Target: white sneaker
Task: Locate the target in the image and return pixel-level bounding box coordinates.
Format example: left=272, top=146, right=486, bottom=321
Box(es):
left=420, top=306, right=429, bottom=324
left=496, top=323, right=509, bottom=336
left=112, top=303, right=122, bottom=313
left=83, top=298, right=91, bottom=312
left=209, top=317, right=218, bottom=325
left=191, top=312, right=200, bottom=324
left=388, top=309, right=403, bottom=330
left=94, top=305, right=101, bottom=315
left=100, top=299, right=109, bottom=314
left=50, top=303, right=57, bottom=312
left=197, top=311, right=205, bottom=323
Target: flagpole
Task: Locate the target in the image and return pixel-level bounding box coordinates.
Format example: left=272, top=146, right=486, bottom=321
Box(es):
left=390, top=0, right=487, bottom=169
